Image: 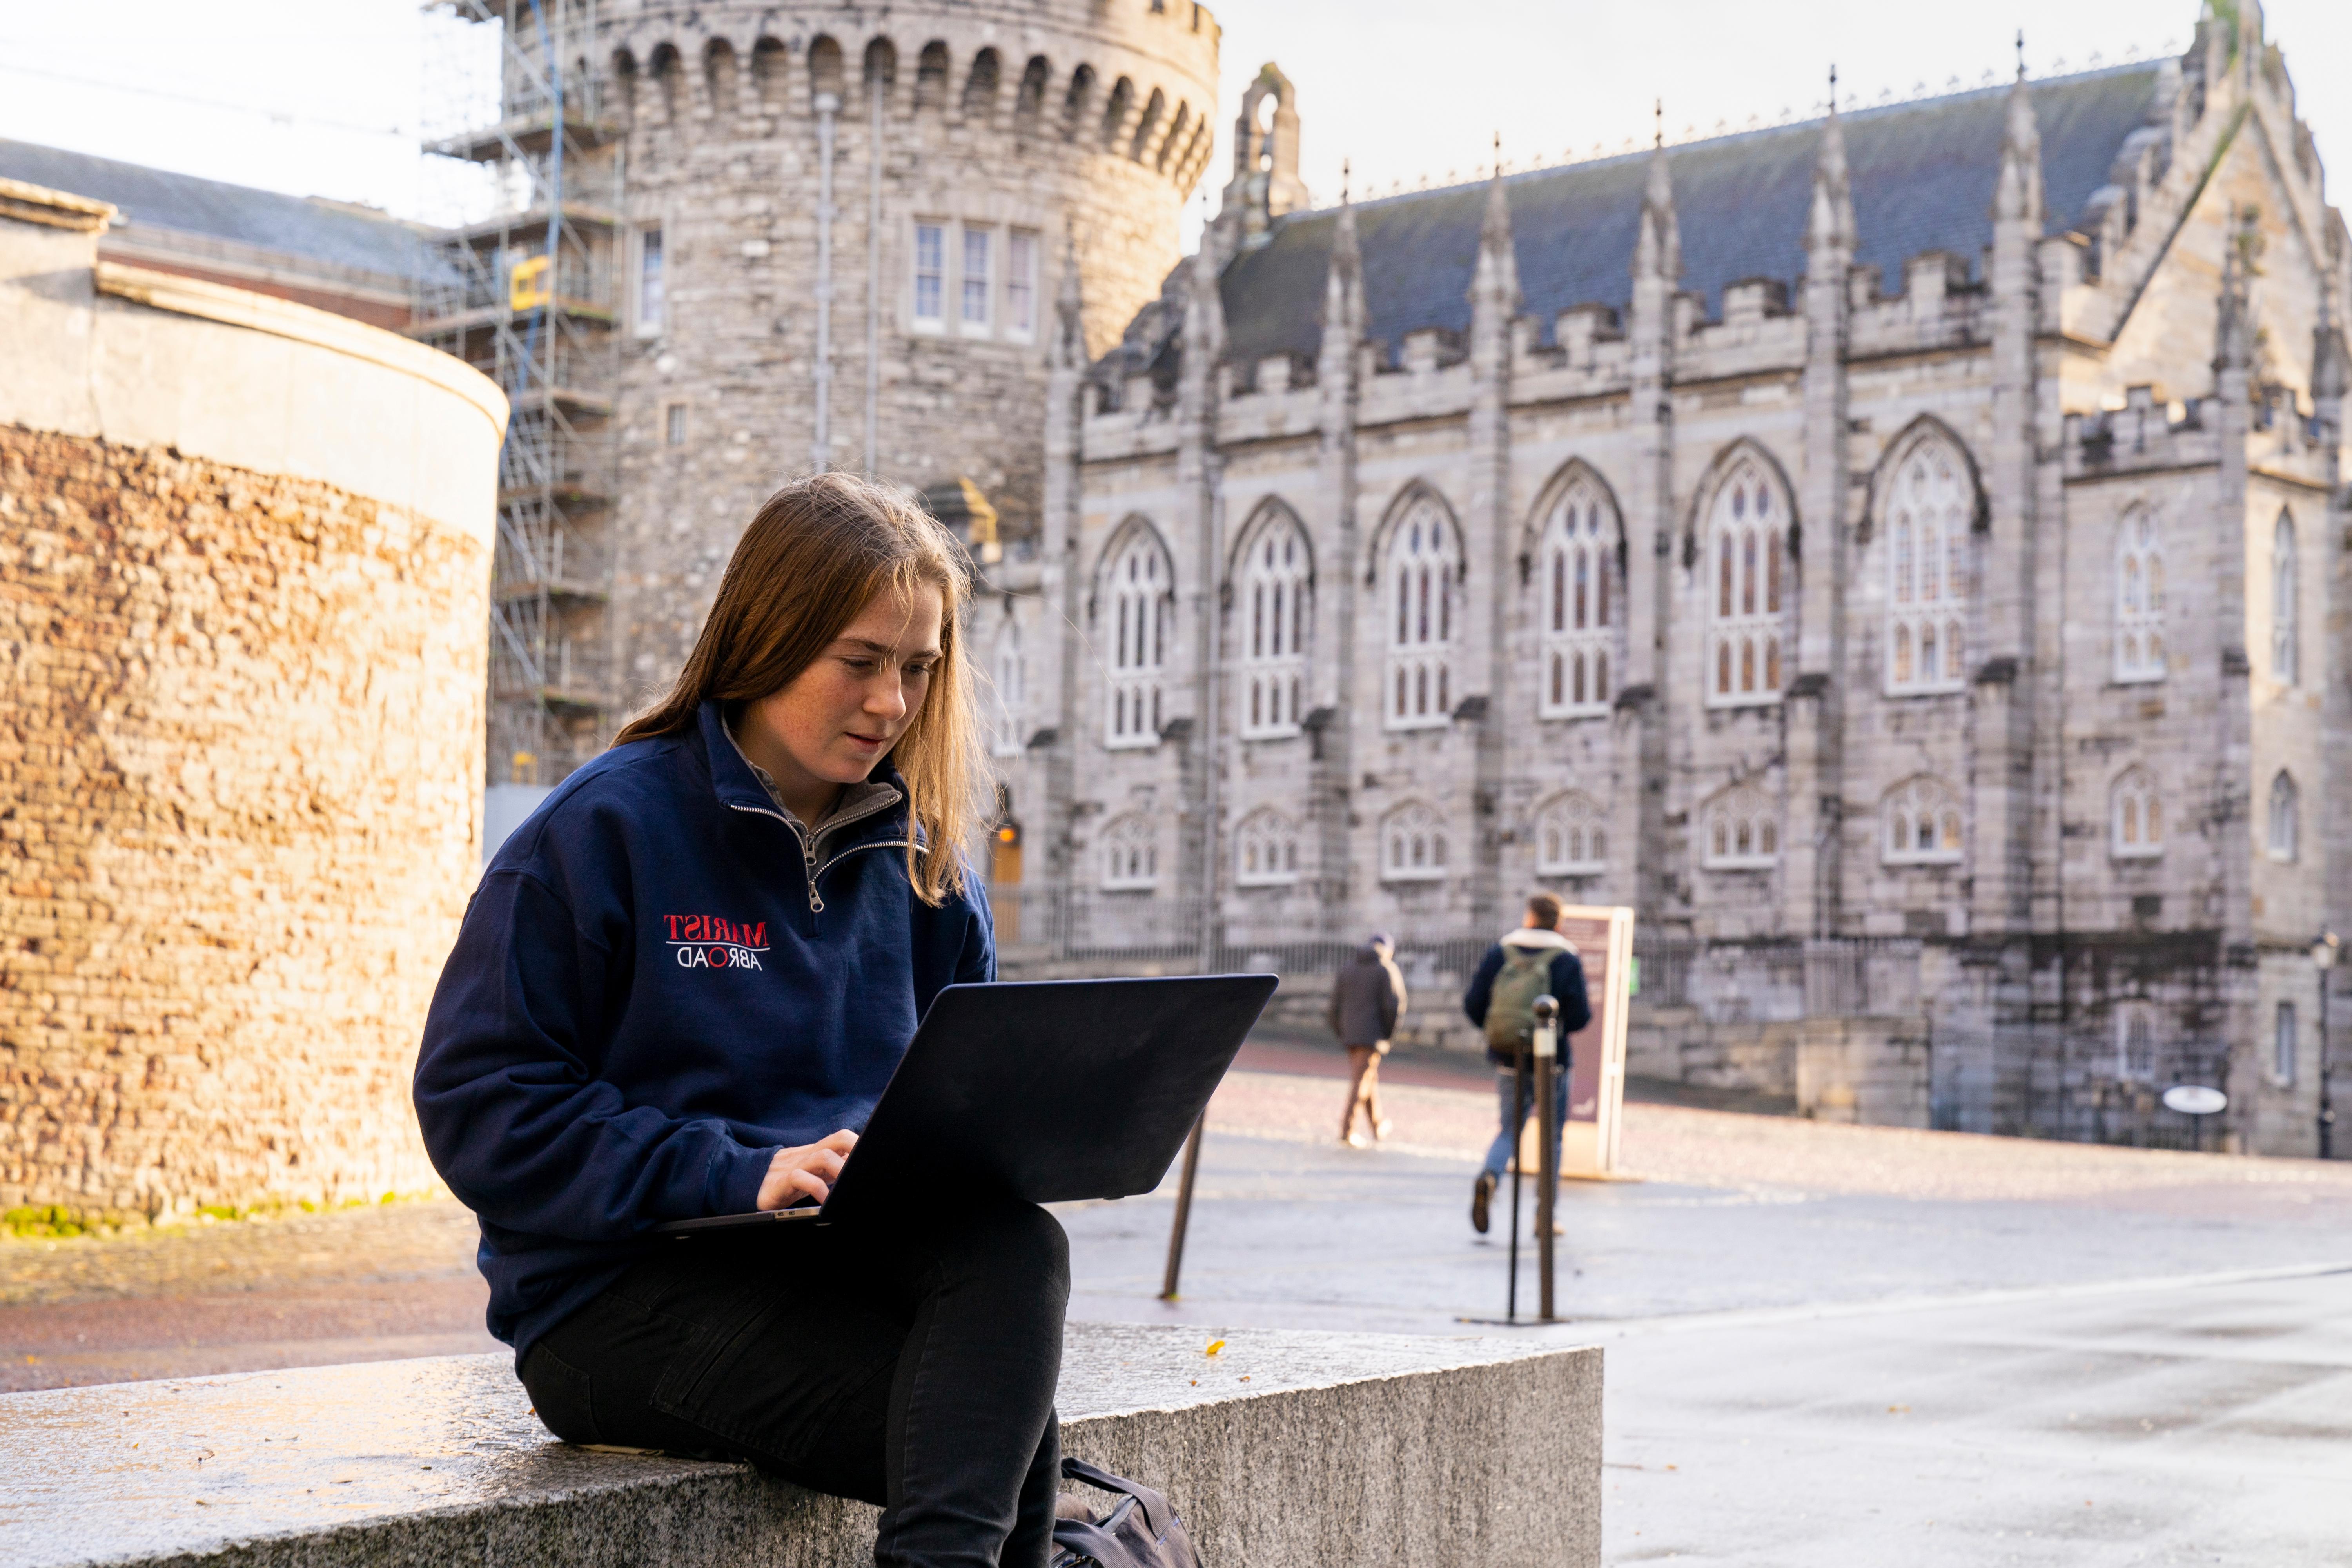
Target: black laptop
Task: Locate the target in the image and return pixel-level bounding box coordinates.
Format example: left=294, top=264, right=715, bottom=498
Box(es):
left=655, top=974, right=1277, bottom=1235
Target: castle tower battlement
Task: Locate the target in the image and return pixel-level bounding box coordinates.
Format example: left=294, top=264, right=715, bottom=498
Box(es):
left=442, top=0, right=1220, bottom=774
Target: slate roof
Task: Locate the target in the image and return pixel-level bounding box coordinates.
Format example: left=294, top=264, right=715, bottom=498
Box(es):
left=0, top=138, right=431, bottom=283
left=1209, top=63, right=2165, bottom=372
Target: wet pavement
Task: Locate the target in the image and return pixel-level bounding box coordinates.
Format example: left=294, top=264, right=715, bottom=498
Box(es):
left=5, top=1051, right=2351, bottom=1564
left=1060, top=1060, right=2352, bottom=1566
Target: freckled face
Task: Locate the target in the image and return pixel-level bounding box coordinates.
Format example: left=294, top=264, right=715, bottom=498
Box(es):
left=746, top=583, right=944, bottom=810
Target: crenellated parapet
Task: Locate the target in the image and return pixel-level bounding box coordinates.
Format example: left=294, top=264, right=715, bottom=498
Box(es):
left=574, top=3, right=1219, bottom=199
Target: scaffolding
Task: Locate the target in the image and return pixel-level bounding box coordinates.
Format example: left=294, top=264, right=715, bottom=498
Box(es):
left=415, top=0, right=620, bottom=787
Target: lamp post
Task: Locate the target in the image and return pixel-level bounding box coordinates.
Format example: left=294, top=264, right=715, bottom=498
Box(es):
left=2315, top=931, right=2340, bottom=1160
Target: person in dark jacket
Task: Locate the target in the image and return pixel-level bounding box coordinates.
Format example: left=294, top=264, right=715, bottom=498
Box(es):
left=1327, top=932, right=1408, bottom=1146
left=413, top=475, right=1064, bottom=1568
left=1460, top=892, right=1592, bottom=1236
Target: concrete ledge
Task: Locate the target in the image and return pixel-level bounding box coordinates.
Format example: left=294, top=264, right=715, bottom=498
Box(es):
left=0, top=1323, right=1599, bottom=1568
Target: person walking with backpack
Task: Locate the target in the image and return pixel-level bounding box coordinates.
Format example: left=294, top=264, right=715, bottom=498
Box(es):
left=1327, top=932, right=1408, bottom=1147
left=1461, top=893, right=1592, bottom=1235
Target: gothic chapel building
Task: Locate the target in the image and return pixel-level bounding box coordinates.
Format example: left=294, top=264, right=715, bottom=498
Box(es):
left=990, top=7, right=2351, bottom=1155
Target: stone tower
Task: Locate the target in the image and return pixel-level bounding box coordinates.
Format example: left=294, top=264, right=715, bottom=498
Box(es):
left=466, top=0, right=1221, bottom=764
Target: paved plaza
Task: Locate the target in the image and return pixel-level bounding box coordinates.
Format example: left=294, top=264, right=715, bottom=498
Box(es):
left=5, top=1048, right=2350, bottom=1565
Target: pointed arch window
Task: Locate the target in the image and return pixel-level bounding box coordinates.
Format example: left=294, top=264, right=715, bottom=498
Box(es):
left=2272, top=511, right=2299, bottom=686
left=1702, top=782, right=1780, bottom=870
left=1237, top=509, right=1312, bottom=739
left=1705, top=459, right=1790, bottom=709
left=2269, top=770, right=2298, bottom=862
left=1537, top=479, right=1621, bottom=719
left=1384, top=494, right=1459, bottom=731
left=1379, top=801, right=1448, bottom=882
left=2110, top=767, right=2163, bottom=860
left=1884, top=438, right=1971, bottom=695
left=2115, top=508, right=2166, bottom=683
left=1099, top=813, right=1159, bottom=890
left=1533, top=792, right=1607, bottom=876
left=1235, top=807, right=1303, bottom=887
left=1103, top=526, right=1172, bottom=748
left=987, top=617, right=1025, bottom=758
left=1881, top=777, right=1963, bottom=865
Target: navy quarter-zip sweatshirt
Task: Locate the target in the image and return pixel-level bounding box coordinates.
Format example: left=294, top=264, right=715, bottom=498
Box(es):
left=414, top=701, right=993, bottom=1362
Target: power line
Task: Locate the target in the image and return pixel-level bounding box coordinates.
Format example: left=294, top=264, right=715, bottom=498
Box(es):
left=0, top=61, right=410, bottom=140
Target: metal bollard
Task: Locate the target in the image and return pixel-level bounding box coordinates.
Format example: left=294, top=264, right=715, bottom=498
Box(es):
left=1532, top=995, right=1559, bottom=1322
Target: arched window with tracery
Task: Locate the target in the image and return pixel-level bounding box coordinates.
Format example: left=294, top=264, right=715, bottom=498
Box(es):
left=1384, top=493, right=1459, bottom=730
left=1237, top=508, right=1311, bottom=739
left=1103, top=524, right=1172, bottom=748
left=2269, top=769, right=2298, bottom=862
left=1536, top=477, right=1620, bottom=719
left=1704, top=457, right=1791, bottom=708
left=2272, top=511, right=2299, bottom=686
left=987, top=617, right=1025, bottom=758
left=1884, top=437, right=1971, bottom=694
left=1881, top=776, right=1963, bottom=865
left=1702, top=782, right=1780, bottom=869
left=1533, top=792, right=1607, bottom=875
left=1234, top=807, right=1303, bottom=886
left=1099, top=813, right=1159, bottom=890
left=2110, top=766, right=2163, bottom=860
left=1379, top=801, right=1448, bottom=882
left=2115, top=508, right=2165, bottom=683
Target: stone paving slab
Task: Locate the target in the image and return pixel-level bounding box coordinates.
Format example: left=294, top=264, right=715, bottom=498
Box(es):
left=0, top=1324, right=1600, bottom=1568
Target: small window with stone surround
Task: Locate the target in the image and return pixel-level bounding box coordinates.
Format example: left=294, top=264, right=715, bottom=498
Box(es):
left=1705, top=459, right=1790, bottom=710
left=1536, top=479, right=1619, bottom=720
left=1881, top=776, right=1962, bottom=866
left=1005, top=230, right=1038, bottom=339
left=960, top=227, right=993, bottom=331
left=1235, top=807, right=1303, bottom=887
left=635, top=224, right=666, bottom=337
left=1379, top=801, right=1448, bottom=882
left=1702, top=782, right=1779, bottom=870
left=2272, top=510, right=2299, bottom=686
left=1103, top=524, right=1172, bottom=749
left=1533, top=791, right=1606, bottom=876
left=2110, top=766, right=2163, bottom=860
left=2274, top=999, right=2299, bottom=1085
left=2269, top=769, right=2298, bottom=862
left=663, top=402, right=686, bottom=446
left=2114, top=507, right=2165, bottom=683
left=2114, top=1003, right=2157, bottom=1081
left=1883, top=436, right=1970, bottom=696
left=913, top=221, right=946, bottom=328
left=1237, top=507, right=1311, bottom=739
left=1099, top=813, right=1159, bottom=891
left=1384, top=494, right=1458, bottom=731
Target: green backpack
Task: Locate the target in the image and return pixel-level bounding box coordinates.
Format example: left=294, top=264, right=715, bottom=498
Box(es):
left=1484, top=944, right=1557, bottom=1053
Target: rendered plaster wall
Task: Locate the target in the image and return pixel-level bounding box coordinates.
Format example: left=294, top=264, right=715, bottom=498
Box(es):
left=0, top=204, right=504, bottom=1218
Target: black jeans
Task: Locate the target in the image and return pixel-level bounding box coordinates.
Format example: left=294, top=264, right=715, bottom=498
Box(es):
left=519, top=1200, right=1071, bottom=1568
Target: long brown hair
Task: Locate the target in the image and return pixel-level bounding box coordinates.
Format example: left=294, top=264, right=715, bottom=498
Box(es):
left=613, top=473, right=987, bottom=904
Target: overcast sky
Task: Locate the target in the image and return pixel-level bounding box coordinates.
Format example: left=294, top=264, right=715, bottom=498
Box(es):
left=0, top=0, right=2342, bottom=252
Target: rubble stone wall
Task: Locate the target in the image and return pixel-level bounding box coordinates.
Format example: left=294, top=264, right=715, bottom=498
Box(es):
left=0, top=207, right=501, bottom=1218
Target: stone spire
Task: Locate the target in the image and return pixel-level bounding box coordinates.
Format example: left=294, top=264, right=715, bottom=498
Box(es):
left=1471, top=134, right=1522, bottom=321
left=1806, top=79, right=1856, bottom=258
left=1051, top=223, right=1087, bottom=372
left=2215, top=215, right=2254, bottom=378
left=1633, top=112, right=1682, bottom=288
left=1993, top=42, right=2044, bottom=231
left=1318, top=160, right=1364, bottom=381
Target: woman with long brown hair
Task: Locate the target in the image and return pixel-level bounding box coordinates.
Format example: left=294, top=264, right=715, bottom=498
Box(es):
left=415, top=474, right=1065, bottom=1567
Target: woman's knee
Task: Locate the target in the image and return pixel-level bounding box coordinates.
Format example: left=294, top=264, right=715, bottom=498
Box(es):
left=1004, top=1201, right=1071, bottom=1290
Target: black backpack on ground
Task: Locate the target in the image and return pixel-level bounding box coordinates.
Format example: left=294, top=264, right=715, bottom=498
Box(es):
left=1049, top=1456, right=1201, bottom=1568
